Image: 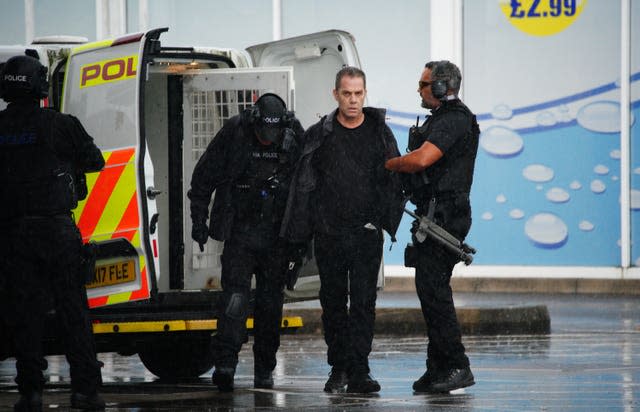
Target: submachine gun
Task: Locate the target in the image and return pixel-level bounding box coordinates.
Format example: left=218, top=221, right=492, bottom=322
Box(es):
left=404, top=208, right=476, bottom=265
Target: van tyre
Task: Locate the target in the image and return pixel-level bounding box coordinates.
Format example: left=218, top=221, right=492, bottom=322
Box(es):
left=138, top=335, right=214, bottom=380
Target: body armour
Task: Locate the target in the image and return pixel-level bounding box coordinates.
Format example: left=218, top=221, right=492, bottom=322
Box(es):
left=407, top=100, right=480, bottom=204
left=0, top=109, right=78, bottom=219
left=232, top=138, right=292, bottom=227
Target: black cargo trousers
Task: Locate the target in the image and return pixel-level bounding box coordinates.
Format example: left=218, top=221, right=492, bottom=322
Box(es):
left=0, top=215, right=102, bottom=396
left=211, top=232, right=288, bottom=374
left=314, top=226, right=383, bottom=377
left=413, top=194, right=471, bottom=373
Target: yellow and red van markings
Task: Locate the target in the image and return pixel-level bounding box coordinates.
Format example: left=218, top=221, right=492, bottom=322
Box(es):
left=76, top=148, right=135, bottom=240
left=79, top=55, right=138, bottom=89
left=112, top=193, right=140, bottom=242
left=71, top=39, right=114, bottom=55
left=103, top=266, right=148, bottom=305
left=74, top=147, right=150, bottom=308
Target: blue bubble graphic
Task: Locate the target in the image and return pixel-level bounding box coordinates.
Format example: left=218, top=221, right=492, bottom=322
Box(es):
left=525, top=213, right=568, bottom=249
left=536, top=111, right=557, bottom=127
left=523, top=164, right=554, bottom=183
left=510, top=209, right=525, bottom=219
left=546, top=187, right=570, bottom=203
left=482, top=212, right=493, bottom=221
left=594, top=165, right=609, bottom=175
left=577, top=101, right=636, bottom=133
left=480, top=126, right=524, bottom=158
left=492, top=104, right=513, bottom=120
left=590, top=179, right=606, bottom=194
left=579, top=221, right=595, bottom=231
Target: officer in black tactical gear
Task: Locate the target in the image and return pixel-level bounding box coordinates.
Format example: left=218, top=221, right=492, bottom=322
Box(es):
left=385, top=60, right=480, bottom=394
left=0, top=55, right=105, bottom=411
left=188, top=93, right=305, bottom=392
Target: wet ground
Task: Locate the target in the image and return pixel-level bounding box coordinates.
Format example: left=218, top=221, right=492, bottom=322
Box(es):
left=1, top=292, right=639, bottom=411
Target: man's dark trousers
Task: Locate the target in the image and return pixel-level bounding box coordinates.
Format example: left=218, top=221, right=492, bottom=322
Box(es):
left=413, top=209, right=470, bottom=372
left=211, top=235, right=287, bottom=372
left=315, top=227, right=382, bottom=376
left=0, top=215, right=101, bottom=396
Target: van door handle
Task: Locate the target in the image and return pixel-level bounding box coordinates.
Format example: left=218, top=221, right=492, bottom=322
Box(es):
left=147, top=186, right=162, bottom=199
left=150, top=213, right=159, bottom=234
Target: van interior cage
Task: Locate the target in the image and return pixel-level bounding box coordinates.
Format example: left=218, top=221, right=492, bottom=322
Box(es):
left=189, top=89, right=260, bottom=162
left=189, top=89, right=260, bottom=272
left=180, top=68, right=293, bottom=289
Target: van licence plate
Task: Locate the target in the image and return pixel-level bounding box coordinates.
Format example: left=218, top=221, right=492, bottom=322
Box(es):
left=86, top=260, right=136, bottom=289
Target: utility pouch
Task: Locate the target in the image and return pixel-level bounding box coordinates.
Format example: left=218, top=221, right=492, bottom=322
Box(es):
left=408, top=126, right=421, bottom=151
left=81, top=241, right=98, bottom=284
left=404, top=243, right=419, bottom=268
left=75, top=171, right=88, bottom=201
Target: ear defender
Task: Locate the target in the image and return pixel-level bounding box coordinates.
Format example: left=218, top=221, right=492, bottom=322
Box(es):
left=248, top=104, right=262, bottom=125
left=430, top=79, right=447, bottom=100
left=37, top=64, right=49, bottom=98
left=430, top=61, right=450, bottom=100
left=282, top=110, right=295, bottom=128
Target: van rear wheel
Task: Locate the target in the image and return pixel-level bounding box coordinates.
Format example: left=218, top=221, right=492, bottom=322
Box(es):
left=138, top=335, right=214, bottom=380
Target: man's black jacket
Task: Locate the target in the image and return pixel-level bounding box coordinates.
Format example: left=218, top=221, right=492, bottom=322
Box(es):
left=280, top=107, right=405, bottom=243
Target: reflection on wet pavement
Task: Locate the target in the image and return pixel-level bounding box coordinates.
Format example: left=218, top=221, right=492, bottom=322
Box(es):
left=1, top=332, right=638, bottom=411
left=1, top=293, right=639, bottom=410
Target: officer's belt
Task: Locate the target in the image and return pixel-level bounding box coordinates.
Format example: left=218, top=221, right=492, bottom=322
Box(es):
left=416, top=192, right=469, bottom=216
left=420, top=191, right=469, bottom=203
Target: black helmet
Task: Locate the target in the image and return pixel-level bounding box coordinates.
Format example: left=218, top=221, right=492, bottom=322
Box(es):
left=0, top=55, right=49, bottom=102
left=250, top=93, right=289, bottom=144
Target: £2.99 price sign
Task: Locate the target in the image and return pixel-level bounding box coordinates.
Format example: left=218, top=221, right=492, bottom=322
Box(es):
left=500, top=0, right=586, bottom=36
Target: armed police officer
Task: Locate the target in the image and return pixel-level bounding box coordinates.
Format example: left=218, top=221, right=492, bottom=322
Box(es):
left=385, top=60, right=480, bottom=393
left=0, top=55, right=105, bottom=411
left=188, top=93, right=305, bottom=392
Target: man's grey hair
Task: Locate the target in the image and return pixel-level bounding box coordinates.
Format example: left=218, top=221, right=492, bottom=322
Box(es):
left=425, top=60, right=461, bottom=93
left=334, top=66, right=366, bottom=90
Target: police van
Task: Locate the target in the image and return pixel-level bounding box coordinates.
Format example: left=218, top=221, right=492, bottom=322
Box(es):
left=0, top=28, right=369, bottom=379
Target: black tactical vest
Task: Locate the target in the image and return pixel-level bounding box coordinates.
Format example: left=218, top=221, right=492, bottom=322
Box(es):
left=408, top=100, right=480, bottom=204
left=232, top=135, right=292, bottom=226
left=0, top=109, right=78, bottom=219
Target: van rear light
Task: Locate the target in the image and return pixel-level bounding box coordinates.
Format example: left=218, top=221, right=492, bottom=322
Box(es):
left=112, top=33, right=144, bottom=47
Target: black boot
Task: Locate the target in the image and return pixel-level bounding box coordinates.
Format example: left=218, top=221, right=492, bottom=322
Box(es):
left=346, top=372, right=381, bottom=394
left=254, top=368, right=274, bottom=389
left=412, top=369, right=441, bottom=392
left=323, top=368, right=348, bottom=393
left=428, top=367, right=475, bottom=393
left=212, top=367, right=236, bottom=392
left=70, top=391, right=105, bottom=410
left=14, top=392, right=42, bottom=412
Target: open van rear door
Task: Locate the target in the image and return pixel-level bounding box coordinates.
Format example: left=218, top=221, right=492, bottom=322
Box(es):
left=62, top=31, right=158, bottom=308
left=181, top=68, right=295, bottom=291
left=246, top=30, right=361, bottom=129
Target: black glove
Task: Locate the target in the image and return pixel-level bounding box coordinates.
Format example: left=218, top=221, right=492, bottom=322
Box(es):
left=281, top=128, right=297, bottom=152
left=80, top=241, right=99, bottom=285
left=192, top=220, right=209, bottom=252
left=284, top=242, right=307, bottom=291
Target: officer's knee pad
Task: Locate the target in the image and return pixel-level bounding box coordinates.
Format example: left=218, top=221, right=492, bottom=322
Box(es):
left=225, top=292, right=248, bottom=321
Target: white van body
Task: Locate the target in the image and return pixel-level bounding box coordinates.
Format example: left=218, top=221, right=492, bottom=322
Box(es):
left=0, top=28, right=383, bottom=379
left=59, top=28, right=366, bottom=308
